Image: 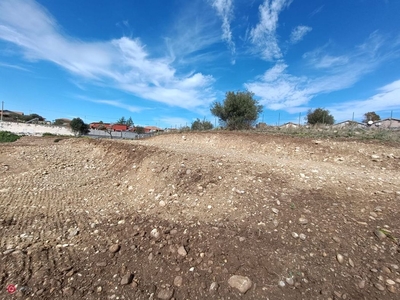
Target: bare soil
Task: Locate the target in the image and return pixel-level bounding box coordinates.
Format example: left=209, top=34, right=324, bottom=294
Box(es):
left=1, top=132, right=399, bottom=299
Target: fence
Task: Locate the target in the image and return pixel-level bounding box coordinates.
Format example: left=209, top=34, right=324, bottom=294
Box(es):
left=254, top=124, right=400, bottom=142
left=86, top=129, right=159, bottom=140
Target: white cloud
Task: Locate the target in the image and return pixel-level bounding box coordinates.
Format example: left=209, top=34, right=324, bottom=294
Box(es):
left=211, top=0, right=236, bottom=60
left=246, top=62, right=310, bottom=110
left=249, top=0, right=292, bottom=61
left=246, top=32, right=398, bottom=112
left=328, top=80, right=400, bottom=121
left=165, top=2, right=221, bottom=66
left=0, top=0, right=216, bottom=111
left=290, top=25, right=312, bottom=44
left=77, top=96, right=145, bottom=113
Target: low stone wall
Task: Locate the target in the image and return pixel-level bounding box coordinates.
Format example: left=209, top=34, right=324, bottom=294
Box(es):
left=0, top=122, right=74, bottom=136
left=88, top=129, right=138, bottom=139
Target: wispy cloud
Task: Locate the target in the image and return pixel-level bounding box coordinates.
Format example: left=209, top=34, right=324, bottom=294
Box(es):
left=77, top=95, right=146, bottom=113
left=246, top=32, right=399, bottom=112
left=309, top=5, right=324, bottom=17
left=290, top=25, right=312, bottom=44
left=211, top=0, right=236, bottom=62
left=0, top=0, right=216, bottom=111
left=249, top=0, right=292, bottom=61
left=328, top=79, right=400, bottom=121
left=165, top=1, right=221, bottom=66
left=0, top=62, right=31, bottom=72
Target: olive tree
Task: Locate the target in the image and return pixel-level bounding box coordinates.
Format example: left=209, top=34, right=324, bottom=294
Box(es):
left=210, top=91, right=263, bottom=130
left=191, top=118, right=214, bottom=131
left=135, top=126, right=145, bottom=134
left=362, top=112, right=380, bottom=123
left=306, top=108, right=335, bottom=125
left=70, top=118, right=89, bottom=136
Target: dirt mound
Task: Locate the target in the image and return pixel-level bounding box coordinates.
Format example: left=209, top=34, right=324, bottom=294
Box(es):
left=0, top=133, right=399, bottom=299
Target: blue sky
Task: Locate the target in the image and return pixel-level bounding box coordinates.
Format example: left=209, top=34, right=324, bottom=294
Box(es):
left=1, top=0, right=400, bottom=128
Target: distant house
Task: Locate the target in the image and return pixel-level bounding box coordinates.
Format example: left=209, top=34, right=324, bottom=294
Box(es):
left=89, top=123, right=129, bottom=131
left=256, top=122, right=267, bottom=129
left=333, top=120, right=366, bottom=129
left=112, top=124, right=129, bottom=131
left=371, top=118, right=400, bottom=129
left=0, top=110, right=24, bottom=121
left=144, top=126, right=164, bottom=133
left=280, top=122, right=299, bottom=128
left=164, top=128, right=178, bottom=132
left=89, top=122, right=110, bottom=129
left=0, top=110, right=24, bottom=117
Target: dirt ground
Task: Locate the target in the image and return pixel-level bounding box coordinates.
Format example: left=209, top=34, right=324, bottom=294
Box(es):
left=0, top=132, right=399, bottom=300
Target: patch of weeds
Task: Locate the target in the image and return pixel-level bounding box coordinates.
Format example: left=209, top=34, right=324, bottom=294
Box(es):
left=0, top=131, right=20, bottom=143
left=380, top=228, right=399, bottom=244
left=42, top=132, right=57, bottom=137
left=54, top=138, right=62, bottom=143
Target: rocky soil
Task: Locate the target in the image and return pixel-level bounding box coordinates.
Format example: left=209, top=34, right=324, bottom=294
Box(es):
left=0, top=132, right=399, bottom=299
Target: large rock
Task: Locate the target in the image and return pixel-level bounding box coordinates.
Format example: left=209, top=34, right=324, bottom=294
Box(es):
left=177, top=246, right=187, bottom=256
left=228, top=275, right=252, bottom=293
left=157, top=288, right=174, bottom=299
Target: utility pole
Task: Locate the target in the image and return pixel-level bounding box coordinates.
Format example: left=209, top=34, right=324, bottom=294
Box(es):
left=298, top=112, right=301, bottom=126
left=1, top=101, right=3, bottom=122
left=278, top=112, right=280, bottom=126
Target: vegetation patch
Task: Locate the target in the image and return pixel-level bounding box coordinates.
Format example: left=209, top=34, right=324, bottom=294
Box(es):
left=0, top=131, right=21, bottom=143
left=42, top=132, right=57, bottom=137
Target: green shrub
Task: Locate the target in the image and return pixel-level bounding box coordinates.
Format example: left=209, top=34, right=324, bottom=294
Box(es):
left=43, top=132, right=57, bottom=137
left=0, top=131, right=20, bottom=143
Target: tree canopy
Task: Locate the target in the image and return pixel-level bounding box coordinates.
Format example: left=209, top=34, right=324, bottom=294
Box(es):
left=116, top=116, right=134, bottom=127
left=363, top=112, right=381, bottom=123
left=54, top=119, right=66, bottom=126
left=15, top=113, right=45, bottom=122
left=191, top=118, right=214, bottom=131
left=210, top=91, right=263, bottom=130
left=116, top=117, right=126, bottom=125
left=70, top=118, right=89, bottom=136
left=126, top=117, right=134, bottom=127
left=306, top=108, right=335, bottom=125
left=135, top=126, right=145, bottom=134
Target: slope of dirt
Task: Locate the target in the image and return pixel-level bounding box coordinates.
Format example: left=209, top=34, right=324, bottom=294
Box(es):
left=0, top=133, right=399, bottom=299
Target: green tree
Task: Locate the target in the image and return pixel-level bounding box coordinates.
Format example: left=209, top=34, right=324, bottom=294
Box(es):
left=116, top=117, right=126, bottom=124
left=191, top=118, right=214, bottom=130
left=70, top=118, right=89, bottom=136
left=22, top=113, right=45, bottom=122
left=54, top=119, right=65, bottom=126
left=180, top=126, right=190, bottom=131
left=306, top=108, right=335, bottom=125
left=135, top=126, right=145, bottom=134
left=126, top=117, right=134, bottom=127
left=363, top=111, right=381, bottom=123
left=210, top=91, right=263, bottom=130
